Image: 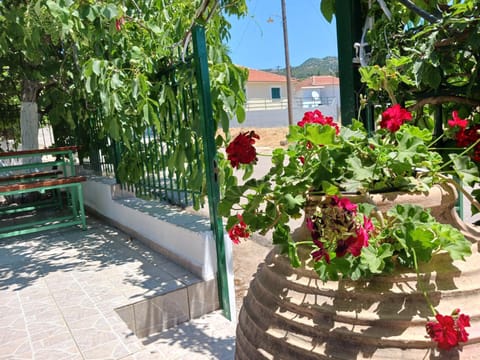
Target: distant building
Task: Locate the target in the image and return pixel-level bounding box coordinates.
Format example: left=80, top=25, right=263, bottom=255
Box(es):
left=294, top=75, right=340, bottom=109
left=234, top=68, right=340, bottom=128
left=245, top=69, right=288, bottom=111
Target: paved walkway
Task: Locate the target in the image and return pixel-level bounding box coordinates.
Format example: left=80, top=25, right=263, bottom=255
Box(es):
left=0, top=217, right=240, bottom=360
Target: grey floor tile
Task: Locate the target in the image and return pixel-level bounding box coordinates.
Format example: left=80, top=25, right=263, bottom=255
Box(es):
left=0, top=217, right=235, bottom=360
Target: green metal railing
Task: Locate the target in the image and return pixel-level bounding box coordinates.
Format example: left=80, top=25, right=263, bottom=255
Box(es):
left=85, top=75, right=204, bottom=208
left=0, top=106, right=20, bottom=151
left=84, top=25, right=232, bottom=319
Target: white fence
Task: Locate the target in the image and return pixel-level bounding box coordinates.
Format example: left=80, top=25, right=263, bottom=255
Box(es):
left=233, top=98, right=340, bottom=128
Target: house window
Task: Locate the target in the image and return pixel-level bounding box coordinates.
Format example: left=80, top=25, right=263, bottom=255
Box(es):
left=271, top=87, right=281, bottom=100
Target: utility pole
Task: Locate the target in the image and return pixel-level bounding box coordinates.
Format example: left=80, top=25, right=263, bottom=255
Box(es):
left=281, top=0, right=294, bottom=126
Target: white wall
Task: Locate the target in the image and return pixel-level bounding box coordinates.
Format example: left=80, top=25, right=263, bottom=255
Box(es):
left=232, top=104, right=340, bottom=128
left=246, top=82, right=287, bottom=100
left=82, top=176, right=219, bottom=281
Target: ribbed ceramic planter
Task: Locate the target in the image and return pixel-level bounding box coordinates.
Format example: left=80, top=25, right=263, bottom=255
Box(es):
left=235, top=184, right=480, bottom=359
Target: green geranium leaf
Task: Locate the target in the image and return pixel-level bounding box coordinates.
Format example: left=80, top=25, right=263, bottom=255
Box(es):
left=341, top=125, right=366, bottom=140
left=347, top=156, right=374, bottom=180
left=406, top=227, right=436, bottom=263
left=321, top=181, right=339, bottom=195
left=402, top=125, right=433, bottom=142
left=283, top=193, right=305, bottom=210
left=362, top=246, right=383, bottom=273
left=395, top=132, right=426, bottom=164
left=305, top=124, right=336, bottom=145
left=450, top=154, right=480, bottom=186
left=273, top=224, right=290, bottom=250
left=433, top=223, right=472, bottom=261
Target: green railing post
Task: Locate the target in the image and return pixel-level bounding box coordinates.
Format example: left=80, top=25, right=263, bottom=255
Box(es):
left=336, top=0, right=363, bottom=126
left=192, top=24, right=232, bottom=320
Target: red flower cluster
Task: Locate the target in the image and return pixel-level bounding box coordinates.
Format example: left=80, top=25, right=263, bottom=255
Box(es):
left=447, top=111, right=480, bottom=162
left=115, top=17, right=125, bottom=31
left=448, top=111, right=468, bottom=129
left=308, top=196, right=374, bottom=263
left=228, top=214, right=250, bottom=244
left=426, top=309, right=470, bottom=350
left=380, top=104, right=412, bottom=132
left=226, top=131, right=260, bottom=168
left=297, top=110, right=340, bottom=134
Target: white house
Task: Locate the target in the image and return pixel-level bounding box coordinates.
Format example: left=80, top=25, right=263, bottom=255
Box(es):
left=245, top=69, right=288, bottom=111
left=294, top=75, right=340, bottom=109
left=233, top=69, right=341, bottom=127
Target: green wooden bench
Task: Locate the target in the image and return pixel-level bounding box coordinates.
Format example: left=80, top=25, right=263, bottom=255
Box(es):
left=0, top=170, right=63, bottom=184
left=0, top=146, right=78, bottom=176
left=0, top=147, right=87, bottom=239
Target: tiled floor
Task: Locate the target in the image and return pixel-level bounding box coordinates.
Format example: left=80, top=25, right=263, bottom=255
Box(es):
left=0, top=218, right=235, bottom=360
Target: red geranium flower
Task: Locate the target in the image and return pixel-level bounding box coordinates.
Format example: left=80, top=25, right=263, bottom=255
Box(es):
left=228, top=214, right=250, bottom=244
left=312, top=244, right=330, bottom=263
left=309, top=196, right=374, bottom=262
left=455, top=125, right=480, bottom=148
left=473, top=146, right=480, bottom=163
left=335, top=235, right=361, bottom=257
left=335, top=219, right=373, bottom=258
left=297, top=109, right=340, bottom=134
left=355, top=216, right=375, bottom=247
left=226, top=131, right=260, bottom=168
left=380, top=104, right=412, bottom=132
left=456, top=313, right=471, bottom=343
left=426, top=309, right=470, bottom=350
left=115, top=17, right=125, bottom=31
left=332, top=195, right=357, bottom=213
left=448, top=111, right=468, bottom=129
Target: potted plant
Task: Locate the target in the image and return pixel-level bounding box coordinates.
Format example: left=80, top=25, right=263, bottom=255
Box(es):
left=220, top=107, right=480, bottom=358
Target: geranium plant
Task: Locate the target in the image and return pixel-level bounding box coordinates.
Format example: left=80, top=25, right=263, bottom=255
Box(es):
left=219, top=107, right=479, bottom=350
left=443, top=110, right=480, bottom=213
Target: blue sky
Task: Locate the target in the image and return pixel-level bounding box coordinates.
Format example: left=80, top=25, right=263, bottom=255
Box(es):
left=225, top=0, right=338, bottom=70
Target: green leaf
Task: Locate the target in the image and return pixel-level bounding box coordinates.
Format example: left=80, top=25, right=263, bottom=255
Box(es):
left=112, top=92, right=121, bottom=110
left=236, top=105, right=246, bottom=124
left=320, top=0, right=335, bottom=23
left=92, top=60, right=102, bottom=76
left=450, top=154, right=480, bottom=185
left=142, top=103, right=149, bottom=123
left=406, top=227, right=435, bottom=263
left=361, top=246, right=383, bottom=273
left=321, top=181, right=339, bottom=195
left=346, top=156, right=374, bottom=180
left=111, top=72, right=122, bottom=89
left=433, top=223, right=472, bottom=261
left=414, top=61, right=441, bottom=89
left=102, top=4, right=118, bottom=19
left=273, top=224, right=290, bottom=250
left=305, top=124, right=336, bottom=145
left=283, top=194, right=304, bottom=210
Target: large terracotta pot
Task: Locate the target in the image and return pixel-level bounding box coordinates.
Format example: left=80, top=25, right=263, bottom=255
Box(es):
left=235, top=184, right=480, bottom=359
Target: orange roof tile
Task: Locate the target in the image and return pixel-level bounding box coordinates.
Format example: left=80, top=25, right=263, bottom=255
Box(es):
left=295, top=76, right=339, bottom=91
left=247, top=68, right=287, bottom=82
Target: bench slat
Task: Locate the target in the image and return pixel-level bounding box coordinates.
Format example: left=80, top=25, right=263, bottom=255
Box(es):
left=0, top=176, right=86, bottom=193
left=0, top=170, right=63, bottom=183
left=0, top=146, right=79, bottom=158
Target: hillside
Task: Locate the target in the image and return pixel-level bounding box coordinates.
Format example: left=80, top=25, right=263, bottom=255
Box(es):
left=263, top=56, right=338, bottom=79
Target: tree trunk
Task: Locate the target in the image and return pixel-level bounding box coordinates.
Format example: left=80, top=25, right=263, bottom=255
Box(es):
left=20, top=79, right=42, bottom=152
left=20, top=80, right=43, bottom=166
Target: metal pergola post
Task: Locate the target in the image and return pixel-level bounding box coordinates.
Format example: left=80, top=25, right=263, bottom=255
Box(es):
left=335, top=0, right=363, bottom=126
left=192, top=25, right=232, bottom=320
